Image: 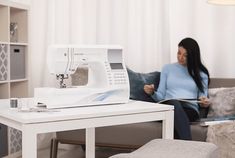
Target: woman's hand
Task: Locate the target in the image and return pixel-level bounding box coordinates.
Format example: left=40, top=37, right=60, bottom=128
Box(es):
left=144, top=84, right=155, bottom=95
left=199, top=96, right=211, bottom=107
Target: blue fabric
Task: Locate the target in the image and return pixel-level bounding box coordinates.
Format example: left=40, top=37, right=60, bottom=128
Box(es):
left=127, top=68, right=160, bottom=102
left=162, top=100, right=192, bottom=140
left=151, top=63, right=209, bottom=114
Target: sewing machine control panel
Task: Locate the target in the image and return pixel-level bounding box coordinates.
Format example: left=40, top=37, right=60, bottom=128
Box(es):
left=105, top=62, right=128, bottom=85
left=107, top=71, right=128, bottom=85
left=112, top=72, right=127, bottom=85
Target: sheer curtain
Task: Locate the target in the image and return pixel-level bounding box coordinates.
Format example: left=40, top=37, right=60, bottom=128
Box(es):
left=168, top=0, right=235, bottom=78
left=29, top=0, right=170, bottom=95
left=28, top=0, right=235, bottom=96
left=50, top=0, right=170, bottom=71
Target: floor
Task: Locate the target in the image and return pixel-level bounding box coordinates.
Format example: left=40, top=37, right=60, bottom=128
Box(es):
left=6, top=132, right=132, bottom=158
left=49, top=146, right=131, bottom=158
left=13, top=145, right=132, bottom=158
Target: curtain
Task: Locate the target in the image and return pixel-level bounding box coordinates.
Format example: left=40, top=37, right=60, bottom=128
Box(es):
left=48, top=0, right=170, bottom=72
left=28, top=0, right=235, bottom=96
left=9, top=0, right=30, bottom=4
left=29, top=0, right=170, bottom=95
left=168, top=0, right=235, bottom=78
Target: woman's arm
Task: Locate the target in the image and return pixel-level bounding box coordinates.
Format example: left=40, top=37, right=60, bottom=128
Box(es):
left=151, top=65, right=168, bottom=101
left=198, top=73, right=210, bottom=107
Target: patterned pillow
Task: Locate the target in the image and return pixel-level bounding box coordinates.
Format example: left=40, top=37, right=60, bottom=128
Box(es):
left=127, top=68, right=160, bottom=102
left=207, top=87, right=235, bottom=118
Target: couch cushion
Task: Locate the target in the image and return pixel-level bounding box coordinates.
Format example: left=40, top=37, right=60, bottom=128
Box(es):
left=191, top=124, right=208, bottom=141
left=57, top=122, right=208, bottom=148
left=109, top=139, right=219, bottom=158
left=207, top=87, right=235, bottom=118
left=127, top=68, right=160, bottom=102
left=57, top=122, right=163, bottom=148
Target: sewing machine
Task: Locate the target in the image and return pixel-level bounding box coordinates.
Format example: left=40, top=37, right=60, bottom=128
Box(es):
left=34, top=45, right=130, bottom=109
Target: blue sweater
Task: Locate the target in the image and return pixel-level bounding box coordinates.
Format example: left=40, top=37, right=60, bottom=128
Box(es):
left=152, top=63, right=208, bottom=113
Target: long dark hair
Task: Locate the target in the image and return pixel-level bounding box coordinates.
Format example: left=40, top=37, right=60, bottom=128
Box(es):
left=178, top=37, right=210, bottom=92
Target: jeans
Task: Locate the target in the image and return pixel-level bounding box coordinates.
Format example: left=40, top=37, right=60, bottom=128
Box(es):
left=162, top=100, right=199, bottom=140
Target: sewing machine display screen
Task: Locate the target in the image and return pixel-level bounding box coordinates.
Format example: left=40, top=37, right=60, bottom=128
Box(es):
left=110, top=63, right=123, bottom=69
left=108, top=49, right=124, bottom=70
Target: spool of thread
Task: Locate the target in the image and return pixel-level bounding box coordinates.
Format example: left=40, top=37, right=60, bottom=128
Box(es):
left=10, top=98, right=18, bottom=108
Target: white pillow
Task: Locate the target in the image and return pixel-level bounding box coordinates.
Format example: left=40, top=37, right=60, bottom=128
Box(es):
left=207, top=87, right=235, bottom=118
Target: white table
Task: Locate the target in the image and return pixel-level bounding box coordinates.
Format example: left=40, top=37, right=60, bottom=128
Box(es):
left=0, top=99, right=174, bottom=158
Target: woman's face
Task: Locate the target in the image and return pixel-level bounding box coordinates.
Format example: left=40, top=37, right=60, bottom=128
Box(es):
left=177, top=46, right=187, bottom=66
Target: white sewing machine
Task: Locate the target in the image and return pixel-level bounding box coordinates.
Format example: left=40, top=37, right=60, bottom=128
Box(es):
left=34, top=45, right=130, bottom=109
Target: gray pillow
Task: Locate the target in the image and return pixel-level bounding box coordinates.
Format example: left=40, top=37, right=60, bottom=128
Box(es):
left=207, top=87, right=235, bottom=118
left=127, top=68, right=160, bottom=102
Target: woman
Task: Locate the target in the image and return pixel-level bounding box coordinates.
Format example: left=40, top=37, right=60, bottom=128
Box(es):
left=144, top=37, right=210, bottom=140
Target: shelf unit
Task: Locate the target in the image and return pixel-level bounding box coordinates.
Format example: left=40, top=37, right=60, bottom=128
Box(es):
left=0, top=1, right=29, bottom=157
left=0, top=1, right=29, bottom=99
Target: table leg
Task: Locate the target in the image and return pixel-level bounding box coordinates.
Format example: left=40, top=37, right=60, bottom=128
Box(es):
left=86, top=127, right=95, bottom=158
left=22, top=126, right=37, bottom=158
left=162, top=110, right=174, bottom=139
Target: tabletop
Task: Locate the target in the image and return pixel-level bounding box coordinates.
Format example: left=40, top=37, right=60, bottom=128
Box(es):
left=0, top=99, right=173, bottom=124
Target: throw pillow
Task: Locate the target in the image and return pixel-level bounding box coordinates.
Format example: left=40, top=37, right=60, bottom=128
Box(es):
left=127, top=68, right=160, bottom=102
left=207, top=122, right=235, bottom=158
left=207, top=87, right=235, bottom=118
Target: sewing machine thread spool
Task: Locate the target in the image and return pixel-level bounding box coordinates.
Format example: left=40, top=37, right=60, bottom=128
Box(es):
left=10, top=98, right=18, bottom=108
